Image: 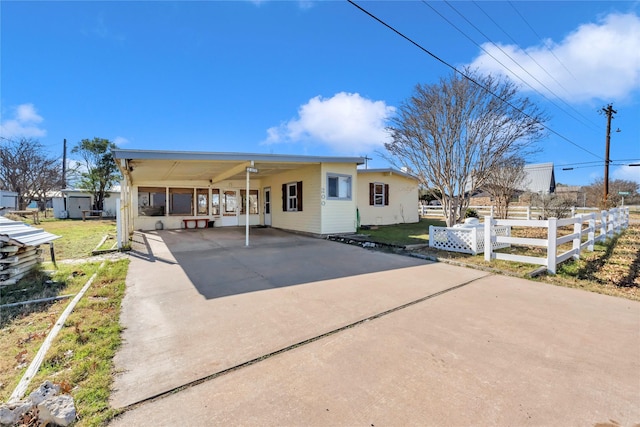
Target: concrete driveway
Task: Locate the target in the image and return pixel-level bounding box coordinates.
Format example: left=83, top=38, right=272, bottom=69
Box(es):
left=110, top=227, right=640, bottom=426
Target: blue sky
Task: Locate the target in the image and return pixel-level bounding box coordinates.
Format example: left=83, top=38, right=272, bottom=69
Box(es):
left=1, top=1, right=639, bottom=186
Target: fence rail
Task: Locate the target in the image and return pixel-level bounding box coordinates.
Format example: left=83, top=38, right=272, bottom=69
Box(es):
left=483, top=207, right=629, bottom=274
left=418, top=204, right=628, bottom=220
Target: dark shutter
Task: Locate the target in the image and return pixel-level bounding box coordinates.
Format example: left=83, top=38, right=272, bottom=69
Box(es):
left=369, top=183, right=374, bottom=205
left=282, top=183, right=287, bottom=211
left=384, top=184, right=389, bottom=206
left=297, top=181, right=303, bottom=212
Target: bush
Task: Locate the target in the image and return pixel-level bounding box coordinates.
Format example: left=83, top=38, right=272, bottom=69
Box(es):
left=465, top=208, right=479, bottom=219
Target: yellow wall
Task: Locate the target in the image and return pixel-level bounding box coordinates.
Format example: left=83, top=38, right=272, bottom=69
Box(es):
left=357, top=171, right=419, bottom=226
left=320, top=163, right=359, bottom=234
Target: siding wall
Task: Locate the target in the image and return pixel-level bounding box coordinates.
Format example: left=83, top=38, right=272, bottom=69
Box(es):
left=320, top=163, right=359, bottom=234
left=260, top=165, right=322, bottom=234
left=357, top=172, right=419, bottom=226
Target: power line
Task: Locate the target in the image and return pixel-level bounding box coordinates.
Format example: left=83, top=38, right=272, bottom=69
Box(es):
left=471, top=1, right=578, bottom=104
left=443, top=0, right=600, bottom=133
left=508, top=1, right=578, bottom=82
left=347, top=0, right=604, bottom=161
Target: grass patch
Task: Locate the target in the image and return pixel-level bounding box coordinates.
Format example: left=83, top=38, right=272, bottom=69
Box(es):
left=0, top=260, right=128, bottom=426
left=1, top=216, right=128, bottom=426
left=358, top=218, right=446, bottom=246
left=30, top=260, right=129, bottom=426
left=36, top=218, right=117, bottom=261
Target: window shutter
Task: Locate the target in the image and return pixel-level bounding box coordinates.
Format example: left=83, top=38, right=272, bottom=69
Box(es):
left=384, top=184, right=389, bottom=206
left=369, top=183, right=374, bottom=205
left=297, top=181, right=303, bottom=211
left=282, top=184, right=287, bottom=211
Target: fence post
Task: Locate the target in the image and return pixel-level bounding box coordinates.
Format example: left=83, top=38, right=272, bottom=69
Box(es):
left=471, top=227, right=478, bottom=256
left=571, top=206, right=576, bottom=217
left=572, top=216, right=582, bottom=260
left=484, top=215, right=493, bottom=262
left=526, top=206, right=531, bottom=220
left=428, top=225, right=434, bottom=248
left=588, top=214, right=595, bottom=251
left=547, top=218, right=557, bottom=274
left=601, top=210, right=607, bottom=239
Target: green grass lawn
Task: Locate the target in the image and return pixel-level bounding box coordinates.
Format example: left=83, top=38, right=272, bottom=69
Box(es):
left=36, top=218, right=117, bottom=261
left=359, top=218, right=446, bottom=246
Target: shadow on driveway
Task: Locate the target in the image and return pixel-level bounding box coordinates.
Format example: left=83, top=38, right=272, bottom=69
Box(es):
left=143, top=227, right=428, bottom=299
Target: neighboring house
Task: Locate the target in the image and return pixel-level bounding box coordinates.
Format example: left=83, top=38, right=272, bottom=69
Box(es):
left=469, top=162, right=556, bottom=205
left=357, top=169, right=419, bottom=226
left=555, top=185, right=586, bottom=206
left=522, top=162, right=556, bottom=194
left=52, top=189, right=120, bottom=219
left=111, top=149, right=418, bottom=245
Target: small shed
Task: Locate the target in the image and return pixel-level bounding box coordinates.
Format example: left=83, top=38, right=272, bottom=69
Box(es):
left=52, top=189, right=120, bottom=219
left=0, top=190, right=19, bottom=215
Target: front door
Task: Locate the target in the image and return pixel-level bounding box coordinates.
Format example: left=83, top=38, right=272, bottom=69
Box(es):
left=220, top=190, right=238, bottom=226
left=264, top=187, right=271, bottom=226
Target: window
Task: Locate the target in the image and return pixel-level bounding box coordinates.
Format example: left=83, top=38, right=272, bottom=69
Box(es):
left=196, top=189, right=208, bottom=215
left=138, top=187, right=166, bottom=216
left=223, top=191, right=236, bottom=216
left=169, top=188, right=193, bottom=215
left=369, top=182, right=389, bottom=207
left=211, top=189, right=220, bottom=215
left=282, top=181, right=303, bottom=212
left=240, top=189, right=259, bottom=214
left=327, top=174, right=352, bottom=200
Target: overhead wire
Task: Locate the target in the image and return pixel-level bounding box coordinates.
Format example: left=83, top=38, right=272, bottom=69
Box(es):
left=472, top=0, right=577, bottom=104
left=346, top=0, right=604, bottom=161
left=440, top=0, right=600, bottom=133
left=508, top=1, right=578, bottom=82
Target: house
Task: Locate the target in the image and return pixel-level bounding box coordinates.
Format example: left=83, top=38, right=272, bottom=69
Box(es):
left=470, top=162, right=556, bottom=205
left=356, top=169, right=419, bottom=226
left=51, top=189, right=120, bottom=219
left=112, top=149, right=419, bottom=246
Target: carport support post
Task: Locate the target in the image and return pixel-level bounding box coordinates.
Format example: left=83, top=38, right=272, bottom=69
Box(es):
left=246, top=167, right=250, bottom=247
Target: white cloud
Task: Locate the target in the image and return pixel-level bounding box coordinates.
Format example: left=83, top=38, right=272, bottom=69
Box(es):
left=468, top=12, right=640, bottom=103
left=265, top=92, right=396, bottom=154
left=0, top=103, right=46, bottom=139
left=612, top=165, right=640, bottom=184
left=113, top=136, right=130, bottom=147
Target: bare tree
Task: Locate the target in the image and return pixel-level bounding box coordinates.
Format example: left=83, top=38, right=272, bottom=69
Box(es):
left=483, top=156, right=527, bottom=219
left=71, top=138, right=121, bottom=211
left=584, top=178, right=639, bottom=208
left=385, top=68, right=547, bottom=226
left=0, top=138, right=62, bottom=210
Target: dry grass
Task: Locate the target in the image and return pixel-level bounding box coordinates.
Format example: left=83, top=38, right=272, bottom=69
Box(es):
left=414, top=223, right=640, bottom=301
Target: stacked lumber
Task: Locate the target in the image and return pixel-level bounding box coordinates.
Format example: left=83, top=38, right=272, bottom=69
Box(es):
left=0, top=245, right=43, bottom=286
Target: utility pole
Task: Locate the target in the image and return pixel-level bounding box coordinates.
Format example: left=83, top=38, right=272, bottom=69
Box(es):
left=363, top=155, right=372, bottom=169
left=602, top=104, right=616, bottom=207
left=62, top=139, right=67, bottom=188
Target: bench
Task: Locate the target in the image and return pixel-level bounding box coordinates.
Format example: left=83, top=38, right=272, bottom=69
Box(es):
left=182, top=218, right=209, bottom=229
left=82, top=210, right=103, bottom=221
left=8, top=210, right=40, bottom=224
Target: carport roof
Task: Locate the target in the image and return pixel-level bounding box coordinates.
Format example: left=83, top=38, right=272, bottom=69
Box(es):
left=112, top=149, right=365, bottom=184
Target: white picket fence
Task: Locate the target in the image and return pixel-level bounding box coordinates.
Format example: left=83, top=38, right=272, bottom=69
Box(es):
left=483, top=208, right=629, bottom=274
